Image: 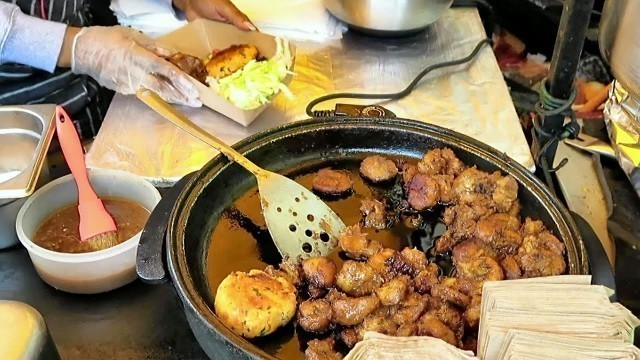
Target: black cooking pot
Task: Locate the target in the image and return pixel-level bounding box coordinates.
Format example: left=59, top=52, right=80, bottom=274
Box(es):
left=136, top=117, right=600, bottom=360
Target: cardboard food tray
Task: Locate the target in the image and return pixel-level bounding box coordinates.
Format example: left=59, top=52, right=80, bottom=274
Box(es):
left=157, top=19, right=296, bottom=127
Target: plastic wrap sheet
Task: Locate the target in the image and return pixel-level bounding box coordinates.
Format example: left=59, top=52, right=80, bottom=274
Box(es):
left=85, top=8, right=534, bottom=187
left=604, top=80, right=640, bottom=197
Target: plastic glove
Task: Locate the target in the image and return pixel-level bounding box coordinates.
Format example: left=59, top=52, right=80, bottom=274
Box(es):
left=71, top=26, right=201, bottom=107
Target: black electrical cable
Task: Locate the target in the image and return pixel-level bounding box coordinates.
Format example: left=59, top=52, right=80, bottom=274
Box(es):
left=306, top=38, right=493, bottom=117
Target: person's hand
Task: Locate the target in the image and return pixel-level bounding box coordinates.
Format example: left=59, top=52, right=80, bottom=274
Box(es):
left=173, top=0, right=255, bottom=31
left=71, top=26, right=201, bottom=107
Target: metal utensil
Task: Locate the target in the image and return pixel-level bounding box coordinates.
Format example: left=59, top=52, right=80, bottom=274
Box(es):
left=136, top=89, right=346, bottom=261
left=322, top=0, right=453, bottom=36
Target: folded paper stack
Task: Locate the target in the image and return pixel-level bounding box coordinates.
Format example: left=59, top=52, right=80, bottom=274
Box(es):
left=344, top=332, right=478, bottom=360
left=477, top=275, right=640, bottom=360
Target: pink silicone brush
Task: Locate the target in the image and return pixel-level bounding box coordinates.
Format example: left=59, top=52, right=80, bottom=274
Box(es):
left=55, top=106, right=118, bottom=251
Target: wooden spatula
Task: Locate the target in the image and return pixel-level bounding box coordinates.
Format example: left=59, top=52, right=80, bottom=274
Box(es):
left=136, top=88, right=346, bottom=261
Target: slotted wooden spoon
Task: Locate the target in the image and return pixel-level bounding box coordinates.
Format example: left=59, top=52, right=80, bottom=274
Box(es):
left=136, top=88, right=346, bottom=261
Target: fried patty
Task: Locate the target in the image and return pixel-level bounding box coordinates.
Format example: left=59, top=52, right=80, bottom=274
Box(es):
left=214, top=269, right=297, bottom=338
left=205, top=44, right=260, bottom=79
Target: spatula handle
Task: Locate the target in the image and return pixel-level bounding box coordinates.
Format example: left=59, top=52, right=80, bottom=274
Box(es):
left=136, top=88, right=266, bottom=178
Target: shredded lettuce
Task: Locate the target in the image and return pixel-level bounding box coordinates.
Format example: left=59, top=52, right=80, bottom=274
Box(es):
left=207, top=38, right=294, bottom=110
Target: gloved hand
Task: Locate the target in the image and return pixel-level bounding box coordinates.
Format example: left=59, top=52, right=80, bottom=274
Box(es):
left=71, top=26, right=201, bottom=107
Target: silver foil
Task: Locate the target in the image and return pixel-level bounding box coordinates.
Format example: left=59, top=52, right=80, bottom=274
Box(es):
left=604, top=80, right=640, bottom=197
left=85, top=9, right=534, bottom=187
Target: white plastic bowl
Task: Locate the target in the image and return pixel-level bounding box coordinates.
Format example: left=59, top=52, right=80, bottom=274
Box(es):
left=15, top=169, right=161, bottom=294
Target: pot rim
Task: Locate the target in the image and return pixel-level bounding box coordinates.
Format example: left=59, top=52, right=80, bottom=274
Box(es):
left=167, top=117, right=588, bottom=359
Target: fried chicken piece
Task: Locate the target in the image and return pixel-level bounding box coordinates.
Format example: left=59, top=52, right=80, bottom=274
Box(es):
left=367, top=248, right=396, bottom=281
left=355, top=307, right=398, bottom=339
left=428, top=300, right=465, bottom=341
left=414, top=263, right=440, bottom=294
left=516, top=222, right=566, bottom=278
left=417, top=148, right=465, bottom=177
left=305, top=337, right=343, bottom=360
left=434, top=174, right=455, bottom=204
left=401, top=164, right=419, bottom=192
left=336, top=261, right=382, bottom=297
left=205, top=44, right=259, bottom=79
left=312, top=168, right=353, bottom=196
left=475, top=213, right=522, bottom=254
left=359, top=198, right=387, bottom=230
left=416, top=314, right=457, bottom=346
left=360, top=155, right=398, bottom=183
left=493, top=174, right=519, bottom=213
left=391, top=292, right=430, bottom=326
left=338, top=328, right=358, bottom=349
left=396, top=323, right=418, bottom=337
left=452, top=167, right=496, bottom=206
left=302, top=257, right=337, bottom=298
left=463, top=295, right=482, bottom=329
left=166, top=53, right=208, bottom=84
left=435, top=203, right=495, bottom=253
left=297, top=299, right=333, bottom=333
left=338, top=225, right=383, bottom=260
left=453, top=239, right=504, bottom=284
left=400, top=247, right=428, bottom=272
left=431, top=281, right=471, bottom=308
left=500, top=255, right=522, bottom=280
left=375, top=275, right=410, bottom=306
left=407, top=173, right=440, bottom=210
left=330, top=291, right=381, bottom=326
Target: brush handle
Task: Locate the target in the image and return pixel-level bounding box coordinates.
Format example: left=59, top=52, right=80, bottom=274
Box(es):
left=55, top=106, right=99, bottom=205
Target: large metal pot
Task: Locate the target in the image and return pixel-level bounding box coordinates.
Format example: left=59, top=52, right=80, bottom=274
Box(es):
left=136, top=117, right=596, bottom=359
left=322, top=0, right=453, bottom=36
left=599, top=0, right=640, bottom=100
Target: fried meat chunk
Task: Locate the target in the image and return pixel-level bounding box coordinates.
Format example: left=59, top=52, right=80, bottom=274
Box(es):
left=359, top=198, right=387, bottom=229
left=453, top=239, right=504, bottom=284
left=329, top=290, right=381, bottom=326
left=375, top=275, right=410, bottom=306
left=493, top=174, right=519, bottom=213
left=166, top=53, right=208, bottom=84
left=360, top=155, right=398, bottom=183
left=302, top=257, right=337, bottom=298
left=391, top=292, right=430, bottom=327
left=312, top=168, right=353, bottom=195
left=417, top=148, right=465, bottom=177
left=338, top=225, right=382, bottom=260
left=205, top=44, right=259, bottom=79
left=417, top=314, right=457, bottom=346
left=475, top=213, right=522, bottom=254
left=336, top=261, right=382, bottom=297
left=355, top=307, right=398, bottom=339
left=297, top=299, right=332, bottom=333
left=305, top=337, right=343, bottom=360
left=414, top=263, right=440, bottom=294
left=516, top=218, right=566, bottom=278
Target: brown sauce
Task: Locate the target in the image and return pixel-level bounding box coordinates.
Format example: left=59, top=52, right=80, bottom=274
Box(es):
left=206, top=161, right=446, bottom=359
left=33, top=197, right=150, bottom=254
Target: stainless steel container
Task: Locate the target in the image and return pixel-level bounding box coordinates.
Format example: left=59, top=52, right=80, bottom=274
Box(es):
left=0, top=105, right=56, bottom=249
left=322, top=0, right=453, bottom=35
left=599, top=0, right=640, bottom=100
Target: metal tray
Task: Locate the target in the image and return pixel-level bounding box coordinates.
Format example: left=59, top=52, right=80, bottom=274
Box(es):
left=0, top=105, right=56, bottom=199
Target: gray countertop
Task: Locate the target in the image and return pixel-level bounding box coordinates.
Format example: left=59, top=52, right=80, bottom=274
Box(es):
left=86, top=8, right=534, bottom=187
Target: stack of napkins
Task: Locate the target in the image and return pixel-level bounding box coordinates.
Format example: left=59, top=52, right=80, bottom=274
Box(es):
left=344, top=332, right=478, bottom=360
left=110, top=0, right=345, bottom=41
left=477, top=275, right=640, bottom=360
left=498, top=330, right=640, bottom=359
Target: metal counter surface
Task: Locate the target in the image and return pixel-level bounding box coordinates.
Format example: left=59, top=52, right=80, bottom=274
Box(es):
left=86, top=8, right=534, bottom=187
